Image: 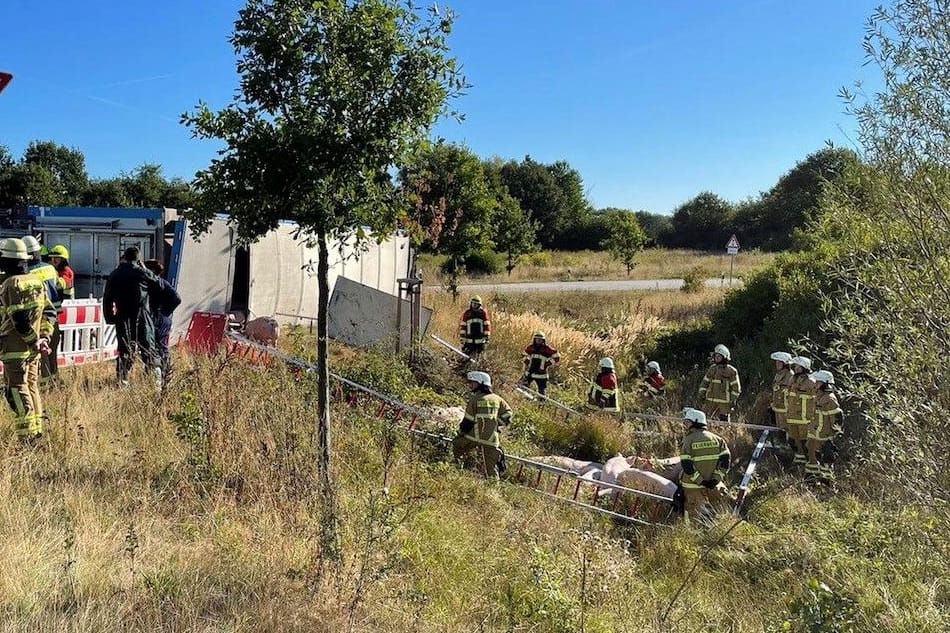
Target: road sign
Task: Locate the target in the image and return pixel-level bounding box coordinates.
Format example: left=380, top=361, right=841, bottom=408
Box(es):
left=0, top=72, right=12, bottom=95
left=727, top=246, right=739, bottom=255
left=725, top=234, right=740, bottom=250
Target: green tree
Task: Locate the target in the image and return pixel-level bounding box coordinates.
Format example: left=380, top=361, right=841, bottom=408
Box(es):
left=182, top=0, right=464, bottom=556
left=666, top=191, right=734, bottom=250
left=494, top=195, right=537, bottom=275
left=20, top=140, right=88, bottom=205
left=400, top=142, right=496, bottom=258
left=634, top=210, right=672, bottom=246
left=601, top=209, right=646, bottom=275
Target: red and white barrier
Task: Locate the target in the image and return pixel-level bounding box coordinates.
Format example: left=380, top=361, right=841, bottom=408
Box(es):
left=0, top=299, right=118, bottom=374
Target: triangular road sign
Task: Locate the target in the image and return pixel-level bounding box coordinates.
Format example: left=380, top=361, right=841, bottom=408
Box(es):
left=726, top=234, right=740, bottom=249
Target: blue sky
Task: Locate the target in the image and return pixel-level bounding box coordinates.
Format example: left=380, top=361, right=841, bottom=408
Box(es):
left=2, top=0, right=878, bottom=213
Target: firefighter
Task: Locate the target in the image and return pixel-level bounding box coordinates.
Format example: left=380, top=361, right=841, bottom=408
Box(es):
left=452, top=371, right=513, bottom=479
left=588, top=357, right=621, bottom=412
left=23, top=236, right=63, bottom=384
left=679, top=407, right=731, bottom=520
left=641, top=360, right=666, bottom=398
left=698, top=344, right=741, bottom=421
left=102, top=246, right=165, bottom=387
left=807, top=370, right=843, bottom=484
left=458, top=295, right=491, bottom=356
left=0, top=238, right=56, bottom=444
left=48, top=245, right=75, bottom=299
left=521, top=331, right=560, bottom=395
left=785, top=356, right=817, bottom=466
left=769, top=351, right=794, bottom=432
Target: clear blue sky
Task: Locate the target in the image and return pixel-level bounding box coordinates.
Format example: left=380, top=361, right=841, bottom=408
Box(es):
left=2, top=0, right=879, bottom=213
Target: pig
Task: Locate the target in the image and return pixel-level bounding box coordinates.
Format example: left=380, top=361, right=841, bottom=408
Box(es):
left=245, top=316, right=280, bottom=346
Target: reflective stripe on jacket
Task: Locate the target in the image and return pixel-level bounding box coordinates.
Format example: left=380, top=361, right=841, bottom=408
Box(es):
left=589, top=372, right=620, bottom=412
left=786, top=373, right=817, bottom=425
left=462, top=392, right=513, bottom=447
left=680, top=429, right=730, bottom=489
left=459, top=308, right=491, bottom=344
left=771, top=367, right=793, bottom=412
left=699, top=363, right=741, bottom=404
left=809, top=389, right=842, bottom=440
left=523, top=344, right=560, bottom=379
left=0, top=273, right=56, bottom=358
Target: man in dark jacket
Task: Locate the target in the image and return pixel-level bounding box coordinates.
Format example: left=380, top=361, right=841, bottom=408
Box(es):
left=102, top=247, right=164, bottom=386
left=143, top=259, right=182, bottom=382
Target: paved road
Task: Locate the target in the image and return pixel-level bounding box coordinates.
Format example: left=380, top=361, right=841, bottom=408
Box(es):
left=435, top=278, right=743, bottom=293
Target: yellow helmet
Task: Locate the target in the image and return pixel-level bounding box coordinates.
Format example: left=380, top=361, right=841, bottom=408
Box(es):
left=533, top=331, right=546, bottom=339
left=49, top=244, right=70, bottom=260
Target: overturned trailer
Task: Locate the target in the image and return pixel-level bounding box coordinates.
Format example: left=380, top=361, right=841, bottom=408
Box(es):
left=0, top=206, right=428, bottom=348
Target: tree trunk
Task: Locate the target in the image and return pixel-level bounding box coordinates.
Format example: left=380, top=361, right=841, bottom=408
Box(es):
left=316, top=231, right=339, bottom=564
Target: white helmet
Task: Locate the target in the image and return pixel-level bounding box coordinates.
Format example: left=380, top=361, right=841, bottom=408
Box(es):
left=646, top=360, right=660, bottom=373
left=714, top=344, right=731, bottom=361
left=0, top=237, right=29, bottom=261
left=810, top=370, right=834, bottom=385
left=682, top=407, right=708, bottom=428
left=21, top=235, right=42, bottom=255
left=770, top=352, right=792, bottom=364
left=466, top=371, right=492, bottom=388
left=790, top=356, right=812, bottom=371
left=599, top=357, right=615, bottom=370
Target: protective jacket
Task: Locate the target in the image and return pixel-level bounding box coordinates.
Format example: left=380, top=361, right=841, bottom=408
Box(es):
left=0, top=273, right=56, bottom=358
left=588, top=371, right=620, bottom=412
left=459, top=307, right=491, bottom=345
left=809, top=388, right=842, bottom=441
left=699, top=362, right=741, bottom=406
left=523, top=343, right=560, bottom=380
left=57, top=265, right=75, bottom=299
left=644, top=372, right=666, bottom=396
left=28, top=262, right=63, bottom=312
left=786, top=373, right=817, bottom=427
left=771, top=366, right=793, bottom=412
left=679, top=428, right=731, bottom=489
left=459, top=391, right=513, bottom=448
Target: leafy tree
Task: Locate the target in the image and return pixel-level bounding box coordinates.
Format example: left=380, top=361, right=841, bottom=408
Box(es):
left=601, top=210, right=646, bottom=275
left=634, top=210, right=672, bottom=246
left=400, top=142, right=495, bottom=258
left=666, top=191, right=735, bottom=250
left=21, top=140, right=88, bottom=205
left=494, top=195, right=537, bottom=275
left=815, top=0, right=950, bottom=502
left=181, top=0, right=464, bottom=556
left=735, top=147, right=860, bottom=251
left=500, top=156, right=589, bottom=248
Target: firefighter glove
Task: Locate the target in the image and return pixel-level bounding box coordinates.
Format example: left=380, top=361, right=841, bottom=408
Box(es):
left=701, top=479, right=719, bottom=489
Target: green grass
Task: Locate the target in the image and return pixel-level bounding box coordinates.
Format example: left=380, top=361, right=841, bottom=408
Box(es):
left=0, top=286, right=945, bottom=632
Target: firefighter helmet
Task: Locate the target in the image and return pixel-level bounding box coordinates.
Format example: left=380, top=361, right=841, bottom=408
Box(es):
left=714, top=344, right=731, bottom=360
left=770, top=351, right=793, bottom=364
left=466, top=371, right=492, bottom=388
left=533, top=331, right=546, bottom=340
left=790, top=356, right=812, bottom=371
left=647, top=360, right=661, bottom=373
left=470, top=295, right=482, bottom=305
left=21, top=235, right=41, bottom=254
left=599, top=357, right=615, bottom=370
left=49, top=244, right=69, bottom=260
left=683, top=407, right=708, bottom=428
left=810, top=370, right=834, bottom=385
left=0, top=238, right=29, bottom=261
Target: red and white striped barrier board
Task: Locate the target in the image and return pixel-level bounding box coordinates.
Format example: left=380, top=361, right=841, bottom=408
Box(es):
left=0, top=299, right=119, bottom=374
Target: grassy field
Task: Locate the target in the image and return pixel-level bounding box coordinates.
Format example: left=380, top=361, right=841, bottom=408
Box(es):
left=0, top=284, right=946, bottom=632
left=418, top=248, right=777, bottom=285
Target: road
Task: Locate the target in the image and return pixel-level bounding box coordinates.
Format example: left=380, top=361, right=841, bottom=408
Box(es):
left=437, top=278, right=743, bottom=293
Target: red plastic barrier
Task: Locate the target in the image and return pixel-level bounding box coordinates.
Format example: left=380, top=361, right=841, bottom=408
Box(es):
left=183, top=312, right=229, bottom=354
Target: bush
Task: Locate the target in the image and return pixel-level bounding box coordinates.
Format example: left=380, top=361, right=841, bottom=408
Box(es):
left=680, top=265, right=707, bottom=293
left=532, top=414, right=629, bottom=462
left=526, top=251, right=553, bottom=267
left=440, top=250, right=504, bottom=276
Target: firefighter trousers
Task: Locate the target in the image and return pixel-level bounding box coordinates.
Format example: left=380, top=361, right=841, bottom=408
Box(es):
left=683, top=485, right=724, bottom=521
left=452, top=434, right=501, bottom=479
left=4, top=355, right=43, bottom=438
